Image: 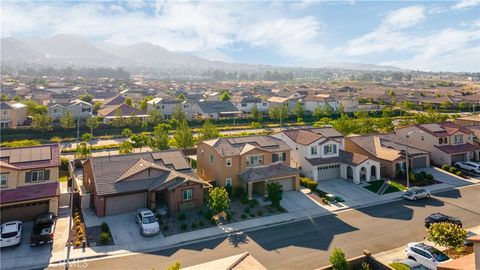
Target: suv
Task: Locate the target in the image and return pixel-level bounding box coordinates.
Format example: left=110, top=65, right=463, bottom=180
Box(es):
left=405, top=242, right=450, bottom=270
left=425, top=213, right=462, bottom=228
left=30, top=213, right=56, bottom=247
left=454, top=161, right=480, bottom=173
left=136, top=209, right=159, bottom=236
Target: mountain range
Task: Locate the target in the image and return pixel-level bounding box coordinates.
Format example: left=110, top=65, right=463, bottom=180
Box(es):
left=0, top=34, right=403, bottom=72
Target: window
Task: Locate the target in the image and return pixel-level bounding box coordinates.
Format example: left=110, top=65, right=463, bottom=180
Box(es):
left=201, top=150, right=204, bottom=156
left=209, top=154, right=214, bottom=164
left=246, top=155, right=263, bottom=166
left=182, top=189, right=193, bottom=201
left=454, top=135, right=463, bottom=144
left=438, top=137, right=448, bottom=144
left=241, top=103, right=247, bottom=107
left=0, top=174, right=7, bottom=187
left=26, top=170, right=50, bottom=183
left=324, top=144, right=337, bottom=155
left=2, top=110, right=8, bottom=116
left=226, top=178, right=232, bottom=186
left=81, top=107, right=91, bottom=112
left=226, top=158, right=232, bottom=167
left=262, top=102, right=267, bottom=107
left=183, top=104, right=189, bottom=109
left=53, top=108, right=58, bottom=113
left=310, top=146, right=318, bottom=155
left=273, top=152, right=286, bottom=162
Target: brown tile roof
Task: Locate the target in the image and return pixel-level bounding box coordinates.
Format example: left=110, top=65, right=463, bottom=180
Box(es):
left=0, top=182, right=59, bottom=204
left=416, top=122, right=474, bottom=137
left=305, top=150, right=369, bottom=166
left=202, top=136, right=291, bottom=157
left=278, top=128, right=343, bottom=146
left=97, top=103, right=148, bottom=117
left=0, top=144, right=60, bottom=169
left=238, top=163, right=298, bottom=183
left=435, top=143, right=480, bottom=154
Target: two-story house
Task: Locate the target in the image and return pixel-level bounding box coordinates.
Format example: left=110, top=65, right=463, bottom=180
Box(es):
left=395, top=122, right=480, bottom=166
left=0, top=144, right=60, bottom=222
left=196, top=135, right=300, bottom=199
left=146, top=98, right=193, bottom=119
left=192, top=101, right=242, bottom=119
left=48, top=99, right=93, bottom=123
left=0, top=101, right=27, bottom=128
left=272, top=128, right=380, bottom=184
left=304, top=94, right=339, bottom=113
left=231, top=95, right=270, bottom=113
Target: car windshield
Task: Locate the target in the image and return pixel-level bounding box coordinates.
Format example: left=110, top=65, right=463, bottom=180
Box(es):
left=142, top=216, right=156, bottom=224
left=431, top=250, right=449, bottom=262
left=405, top=189, right=417, bottom=195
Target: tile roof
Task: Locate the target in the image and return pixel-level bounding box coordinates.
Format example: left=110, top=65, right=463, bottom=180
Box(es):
left=435, top=143, right=480, bottom=154
left=202, top=136, right=291, bottom=157
left=278, top=128, right=343, bottom=145
left=195, top=101, right=240, bottom=114
left=0, top=144, right=60, bottom=169
left=0, top=102, right=13, bottom=110
left=0, top=182, right=59, bottom=204
left=97, top=103, right=148, bottom=117
left=238, top=163, right=298, bottom=183
left=306, top=150, right=369, bottom=166
left=416, top=122, right=473, bottom=137
left=103, top=95, right=126, bottom=106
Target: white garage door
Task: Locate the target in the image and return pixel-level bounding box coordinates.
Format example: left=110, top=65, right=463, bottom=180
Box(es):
left=317, top=164, right=340, bottom=181
left=105, top=192, right=147, bottom=216
left=272, top=177, right=295, bottom=191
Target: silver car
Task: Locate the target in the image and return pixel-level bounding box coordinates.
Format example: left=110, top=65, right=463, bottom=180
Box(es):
left=403, top=188, right=431, bottom=201
left=454, top=161, right=480, bottom=174
left=135, top=209, right=160, bottom=236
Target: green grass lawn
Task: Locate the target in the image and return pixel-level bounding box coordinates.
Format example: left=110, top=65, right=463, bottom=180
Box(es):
left=59, top=170, right=69, bottom=182
left=364, top=180, right=384, bottom=193
left=365, top=180, right=406, bottom=194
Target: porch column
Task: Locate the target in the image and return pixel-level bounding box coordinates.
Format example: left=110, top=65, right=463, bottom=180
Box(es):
left=376, top=165, right=381, bottom=180
left=264, top=181, right=268, bottom=196
left=247, top=182, right=253, bottom=200
left=366, top=166, right=371, bottom=182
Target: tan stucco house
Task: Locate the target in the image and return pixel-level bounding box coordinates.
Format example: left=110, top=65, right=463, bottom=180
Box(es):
left=196, top=135, right=300, bottom=199
left=0, top=101, right=27, bottom=128
left=0, top=144, right=60, bottom=222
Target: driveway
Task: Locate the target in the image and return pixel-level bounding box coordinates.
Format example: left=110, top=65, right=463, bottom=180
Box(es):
left=417, top=167, right=480, bottom=187
left=281, top=190, right=328, bottom=217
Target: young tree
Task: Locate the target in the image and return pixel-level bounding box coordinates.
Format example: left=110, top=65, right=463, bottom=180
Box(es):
left=440, top=101, right=453, bottom=110
left=427, top=223, right=468, bottom=255
left=269, top=105, right=289, bottom=126
left=93, top=101, right=102, bottom=114
left=60, top=111, right=76, bottom=129
left=177, top=93, right=186, bottom=100
left=166, top=262, right=180, bottom=270
left=75, top=142, right=91, bottom=158
left=86, top=116, right=101, bottom=130
left=199, top=119, right=219, bottom=140
left=323, top=104, right=334, bottom=117
left=171, top=105, right=186, bottom=126
left=207, top=187, right=230, bottom=214
left=130, top=134, right=150, bottom=149
left=219, top=91, right=231, bottom=101
left=294, top=101, right=305, bottom=121
left=329, top=248, right=348, bottom=270
left=251, top=104, right=262, bottom=122
left=148, top=109, right=163, bottom=126
left=81, top=133, right=93, bottom=142
left=266, top=182, right=283, bottom=207
left=124, top=97, right=134, bottom=107
left=313, top=105, right=325, bottom=120
left=122, top=128, right=133, bottom=138
left=458, top=102, right=468, bottom=111
left=119, top=140, right=133, bottom=154
left=174, top=119, right=194, bottom=149
left=150, top=123, right=170, bottom=151
left=79, top=94, right=93, bottom=103
left=126, top=113, right=140, bottom=128
left=381, top=106, right=394, bottom=118
left=33, top=113, right=53, bottom=133
left=111, top=109, right=125, bottom=128
left=138, top=96, right=154, bottom=111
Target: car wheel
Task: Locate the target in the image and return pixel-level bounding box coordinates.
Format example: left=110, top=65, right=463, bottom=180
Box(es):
left=427, top=194, right=431, bottom=198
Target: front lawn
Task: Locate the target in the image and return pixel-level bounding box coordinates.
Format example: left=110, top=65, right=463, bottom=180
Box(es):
left=364, top=180, right=406, bottom=194
left=364, top=180, right=384, bottom=193
left=59, top=170, right=69, bottom=182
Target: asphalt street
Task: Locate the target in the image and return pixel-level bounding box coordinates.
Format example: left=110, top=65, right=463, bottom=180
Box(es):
left=54, top=185, right=480, bottom=270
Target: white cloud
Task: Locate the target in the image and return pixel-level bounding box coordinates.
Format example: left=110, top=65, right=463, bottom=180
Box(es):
left=451, top=0, right=480, bottom=10
left=382, top=5, right=425, bottom=29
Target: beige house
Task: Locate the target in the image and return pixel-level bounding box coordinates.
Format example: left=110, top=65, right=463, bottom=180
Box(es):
left=197, top=136, right=300, bottom=199
left=0, top=144, right=60, bottom=222
left=456, top=115, right=480, bottom=126
left=0, top=101, right=27, bottom=128
left=395, top=122, right=480, bottom=166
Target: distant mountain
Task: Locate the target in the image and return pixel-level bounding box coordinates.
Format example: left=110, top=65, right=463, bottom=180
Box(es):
left=320, top=62, right=405, bottom=72
left=0, top=37, right=42, bottom=62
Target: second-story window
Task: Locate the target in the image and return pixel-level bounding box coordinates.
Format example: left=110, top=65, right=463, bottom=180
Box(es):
left=209, top=154, right=214, bottom=164
left=310, top=146, right=318, bottom=155
left=438, top=137, right=448, bottom=144
left=246, top=155, right=263, bottom=166
left=454, top=135, right=463, bottom=144
left=82, top=108, right=91, bottom=112
left=0, top=174, right=8, bottom=187
left=2, top=110, right=9, bottom=116
left=226, top=158, right=232, bottom=167
left=324, top=144, right=337, bottom=155
left=272, top=152, right=287, bottom=162
left=26, top=169, right=50, bottom=183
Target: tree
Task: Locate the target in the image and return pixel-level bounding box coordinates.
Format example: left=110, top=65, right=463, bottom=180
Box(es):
left=219, top=91, right=231, bottom=101
left=251, top=104, right=262, bottom=122
left=150, top=124, right=170, bottom=151
left=294, top=101, right=305, bottom=121
left=199, top=119, right=219, bottom=140
left=119, top=140, right=133, bottom=154
left=79, top=94, right=93, bottom=103
left=130, top=134, right=150, bottom=149
left=171, top=105, right=186, bottom=126
left=458, top=102, right=468, bottom=111
left=126, top=113, right=140, bottom=127
left=381, top=106, right=394, bottom=118
left=166, top=261, right=180, bottom=270
left=266, top=182, right=283, bottom=207
left=33, top=113, right=53, bottom=133
left=329, top=248, right=348, bottom=270
left=148, top=109, right=163, bottom=126
left=207, top=187, right=230, bottom=214
left=81, top=133, right=93, bottom=142
left=139, top=96, right=154, bottom=111
left=427, top=222, right=467, bottom=255
left=124, top=97, right=134, bottom=107
left=86, top=116, right=101, bottom=130
left=269, top=104, right=289, bottom=126
left=177, top=93, right=186, bottom=100
left=93, top=101, right=102, bottom=113
left=414, top=109, right=449, bottom=124
left=440, top=101, right=453, bottom=110
left=122, top=128, right=133, bottom=138
left=313, top=105, right=325, bottom=120
left=174, top=119, right=194, bottom=149
left=111, top=109, right=125, bottom=128
left=387, top=89, right=396, bottom=97
left=60, top=111, right=76, bottom=129
left=24, top=100, right=47, bottom=115
left=75, top=142, right=91, bottom=158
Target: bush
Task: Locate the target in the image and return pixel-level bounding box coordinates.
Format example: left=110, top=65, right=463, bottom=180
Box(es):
left=415, top=173, right=425, bottom=182
left=449, top=167, right=458, bottom=173
left=101, top=222, right=110, bottom=233
left=321, top=198, right=329, bottom=205
left=249, top=199, right=258, bottom=208
left=442, top=165, right=450, bottom=171
left=191, top=222, right=197, bottom=229
left=456, top=171, right=463, bottom=177
left=180, top=223, right=187, bottom=231
left=178, top=212, right=186, bottom=221
left=163, top=225, right=169, bottom=231
left=99, top=232, right=111, bottom=244
left=204, top=210, right=213, bottom=220
left=335, top=196, right=345, bottom=202
left=210, top=218, right=216, bottom=225
left=249, top=213, right=255, bottom=217
left=257, top=210, right=264, bottom=216
left=234, top=187, right=245, bottom=199
left=198, top=220, right=204, bottom=227
left=241, top=214, right=247, bottom=219
left=426, top=173, right=434, bottom=181
left=300, top=177, right=318, bottom=191
left=74, top=240, right=82, bottom=247
left=60, top=157, right=69, bottom=170
left=244, top=207, right=250, bottom=214
left=78, top=234, right=84, bottom=241
left=240, top=196, right=249, bottom=204
left=225, top=210, right=233, bottom=221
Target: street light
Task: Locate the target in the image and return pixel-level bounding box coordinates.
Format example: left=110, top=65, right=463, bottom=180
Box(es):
left=405, top=130, right=424, bottom=189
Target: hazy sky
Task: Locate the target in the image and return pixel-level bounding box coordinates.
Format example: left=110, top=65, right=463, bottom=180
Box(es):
left=2, top=0, right=479, bottom=72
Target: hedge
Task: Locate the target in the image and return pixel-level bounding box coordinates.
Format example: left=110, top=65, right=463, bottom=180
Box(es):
left=300, top=177, right=318, bottom=192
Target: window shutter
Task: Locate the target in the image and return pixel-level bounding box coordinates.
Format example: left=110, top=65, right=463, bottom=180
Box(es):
left=25, top=172, right=32, bottom=183
left=44, top=170, right=50, bottom=181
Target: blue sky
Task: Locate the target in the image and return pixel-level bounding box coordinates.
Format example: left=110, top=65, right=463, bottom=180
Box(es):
left=2, top=0, right=479, bottom=71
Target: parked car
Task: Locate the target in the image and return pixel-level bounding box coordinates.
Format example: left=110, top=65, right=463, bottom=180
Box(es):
left=0, top=221, right=22, bottom=248
left=465, top=231, right=477, bottom=247
left=390, top=259, right=429, bottom=270
left=425, top=213, right=462, bottom=228
left=454, top=161, right=480, bottom=173
left=136, top=209, right=159, bottom=236
left=30, top=213, right=56, bottom=247
left=405, top=242, right=451, bottom=270
left=403, top=188, right=431, bottom=201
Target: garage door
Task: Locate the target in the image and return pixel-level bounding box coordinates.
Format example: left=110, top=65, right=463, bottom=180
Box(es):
left=451, top=154, right=466, bottom=164
left=272, top=177, right=295, bottom=191
left=105, top=192, right=147, bottom=216
left=317, top=164, right=340, bottom=181
left=411, top=156, right=428, bottom=169
left=1, top=200, right=50, bottom=222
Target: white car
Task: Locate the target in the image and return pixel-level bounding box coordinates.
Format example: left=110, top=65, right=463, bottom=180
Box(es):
left=403, top=188, right=431, bottom=201
left=405, top=242, right=451, bottom=270
left=136, top=209, right=159, bottom=236
left=0, top=221, right=22, bottom=248
left=454, top=161, right=480, bottom=173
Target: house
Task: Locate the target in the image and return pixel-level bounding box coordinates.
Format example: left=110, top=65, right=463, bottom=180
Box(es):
left=456, top=115, right=480, bottom=126
left=0, top=101, right=27, bottom=128
left=103, top=95, right=126, bottom=107
left=346, top=134, right=430, bottom=178
left=97, top=103, right=149, bottom=123
left=267, top=96, right=299, bottom=114
left=231, top=95, right=269, bottom=113
left=192, top=101, right=242, bottom=119
left=82, top=150, right=211, bottom=216
left=48, top=99, right=93, bottom=122
left=147, top=98, right=192, bottom=119
left=196, top=135, right=300, bottom=199
left=339, top=95, right=359, bottom=112
left=272, top=128, right=380, bottom=184
left=304, top=94, right=339, bottom=113
left=0, top=144, right=60, bottom=222
left=50, top=93, right=77, bottom=104
left=395, top=122, right=480, bottom=166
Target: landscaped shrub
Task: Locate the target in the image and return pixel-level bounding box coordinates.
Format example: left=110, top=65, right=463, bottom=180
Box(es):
left=449, top=167, right=458, bottom=173
left=257, top=210, right=264, bottom=216
left=99, top=232, right=111, bottom=244
left=426, top=173, right=434, bottom=180
left=456, top=171, right=463, bottom=177
left=240, top=196, right=249, bottom=204
left=60, top=157, right=69, bottom=170
left=248, top=199, right=258, bottom=208
left=442, top=165, right=450, bottom=171
left=204, top=210, right=213, bottom=220
left=249, top=213, right=255, bottom=217
left=101, top=222, right=110, bottom=233
left=234, top=187, right=245, bottom=199
left=178, top=212, right=186, bottom=221
left=198, top=220, right=204, bottom=227
left=191, top=222, right=197, bottom=229
left=225, top=210, right=233, bottom=221
left=415, top=173, right=425, bottom=182
left=78, top=235, right=84, bottom=241
left=241, top=214, right=247, bottom=219
left=335, top=196, right=345, bottom=202
left=74, top=240, right=82, bottom=247
left=321, top=198, right=330, bottom=205
left=180, top=223, right=187, bottom=231
left=300, top=177, right=318, bottom=191
left=244, top=207, right=250, bottom=214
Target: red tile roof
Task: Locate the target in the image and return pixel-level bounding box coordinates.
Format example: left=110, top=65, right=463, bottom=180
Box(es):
left=0, top=182, right=59, bottom=204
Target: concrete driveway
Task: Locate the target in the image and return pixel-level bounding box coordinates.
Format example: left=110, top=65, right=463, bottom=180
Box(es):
left=281, top=190, right=328, bottom=217
left=317, top=178, right=384, bottom=208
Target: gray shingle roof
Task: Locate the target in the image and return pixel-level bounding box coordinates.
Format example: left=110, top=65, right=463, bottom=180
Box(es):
left=196, top=101, right=239, bottom=114
left=202, top=136, right=291, bottom=157
left=239, top=163, right=298, bottom=183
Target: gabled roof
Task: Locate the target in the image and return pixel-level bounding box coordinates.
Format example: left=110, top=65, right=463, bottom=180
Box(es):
left=277, top=128, right=343, bottom=145
left=195, top=101, right=240, bottom=114
left=415, top=122, right=473, bottom=137
left=103, top=95, right=126, bottom=106
left=202, top=136, right=291, bottom=157
left=116, top=159, right=169, bottom=182
left=239, top=163, right=298, bottom=183
left=0, top=102, right=13, bottom=110
left=97, top=103, right=148, bottom=117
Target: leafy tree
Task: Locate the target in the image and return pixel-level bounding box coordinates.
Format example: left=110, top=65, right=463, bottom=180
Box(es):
left=219, top=91, right=231, bottom=101
left=251, top=104, right=262, bottom=122
left=177, top=93, right=186, bottom=100
left=150, top=124, right=170, bottom=151
left=440, top=101, right=453, bottom=110
left=266, top=182, right=283, bottom=207
left=199, top=119, right=219, bottom=140
left=428, top=223, right=467, bottom=255
left=130, top=134, right=150, bottom=149
left=207, top=187, right=230, bottom=214
left=414, top=109, right=449, bottom=124
left=75, top=142, right=91, bottom=158
left=119, top=140, right=133, bottom=154
left=139, top=96, right=154, bottom=111
left=60, top=111, right=76, bottom=129
left=171, top=105, right=186, bottom=126
left=313, top=105, right=325, bottom=120
left=86, top=116, right=101, bottom=130
left=174, top=119, right=194, bottom=149
left=93, top=101, right=102, bottom=113
left=126, top=113, right=140, bottom=127
left=329, top=248, right=348, bottom=270
left=401, top=101, right=416, bottom=110
left=79, top=94, right=93, bottom=103
left=166, top=261, right=180, bottom=270
left=33, top=113, right=53, bottom=133
left=81, top=133, right=93, bottom=142
left=458, top=102, right=468, bottom=110
left=122, top=128, right=133, bottom=138
left=387, top=89, right=396, bottom=97
left=381, top=106, right=394, bottom=118
left=268, top=104, right=289, bottom=126
left=323, top=104, right=334, bottom=117
left=148, top=109, right=164, bottom=126
left=0, top=94, right=8, bottom=101
left=294, top=101, right=305, bottom=120
left=353, top=111, right=369, bottom=119
left=13, top=96, right=21, bottom=102
left=337, top=103, right=345, bottom=116
left=124, top=97, right=134, bottom=107
left=24, top=100, right=47, bottom=115
left=111, top=109, right=126, bottom=128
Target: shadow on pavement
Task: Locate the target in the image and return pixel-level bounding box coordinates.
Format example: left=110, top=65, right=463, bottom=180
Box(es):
left=357, top=197, right=445, bottom=221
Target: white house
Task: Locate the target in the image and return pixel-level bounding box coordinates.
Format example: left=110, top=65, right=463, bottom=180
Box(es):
left=231, top=96, right=269, bottom=113
left=272, top=127, right=380, bottom=184
left=304, top=94, right=339, bottom=113
left=147, top=98, right=193, bottom=119
left=48, top=99, right=93, bottom=122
